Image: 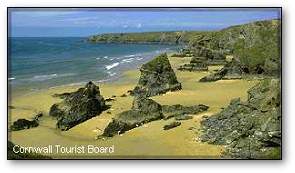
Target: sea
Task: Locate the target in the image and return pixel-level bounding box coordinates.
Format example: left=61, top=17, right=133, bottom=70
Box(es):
left=8, top=37, right=179, bottom=95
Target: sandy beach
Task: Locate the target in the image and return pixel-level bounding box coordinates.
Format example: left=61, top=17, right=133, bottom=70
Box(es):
left=8, top=55, right=258, bottom=159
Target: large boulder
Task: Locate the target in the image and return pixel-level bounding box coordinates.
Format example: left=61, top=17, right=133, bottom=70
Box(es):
left=191, top=44, right=226, bottom=62
left=199, top=59, right=242, bottom=82
left=49, top=81, right=107, bottom=131
left=10, top=119, right=39, bottom=131
left=200, top=79, right=281, bottom=159
left=163, top=121, right=181, bottom=130
left=132, top=53, right=182, bottom=97
left=102, top=97, right=163, bottom=137
left=162, top=104, right=209, bottom=120
left=178, top=57, right=209, bottom=71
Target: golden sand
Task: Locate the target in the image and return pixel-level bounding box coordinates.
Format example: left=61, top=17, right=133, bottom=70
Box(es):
left=8, top=56, right=258, bottom=159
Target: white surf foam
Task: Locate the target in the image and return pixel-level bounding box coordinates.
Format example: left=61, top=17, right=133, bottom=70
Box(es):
left=105, top=62, right=120, bottom=70
left=30, top=73, right=76, bottom=81
left=107, top=71, right=117, bottom=77
left=124, top=54, right=136, bottom=58
left=121, top=58, right=135, bottom=63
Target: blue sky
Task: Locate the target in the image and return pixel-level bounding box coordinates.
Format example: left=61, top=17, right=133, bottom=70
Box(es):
left=9, top=8, right=281, bottom=37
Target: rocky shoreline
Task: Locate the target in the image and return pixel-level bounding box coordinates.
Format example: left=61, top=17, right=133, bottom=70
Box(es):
left=9, top=19, right=281, bottom=159
left=200, top=79, right=281, bottom=159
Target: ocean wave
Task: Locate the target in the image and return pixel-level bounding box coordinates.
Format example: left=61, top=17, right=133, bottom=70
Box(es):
left=30, top=73, right=76, bottom=81
left=124, top=54, right=136, bottom=58
left=96, top=56, right=109, bottom=60
left=121, top=58, right=135, bottom=63
left=8, top=77, right=15, bottom=81
left=105, top=62, right=120, bottom=70
left=107, top=71, right=117, bottom=77
left=116, top=54, right=137, bottom=60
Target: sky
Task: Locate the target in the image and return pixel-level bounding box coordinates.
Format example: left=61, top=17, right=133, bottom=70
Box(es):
left=9, top=8, right=281, bottom=37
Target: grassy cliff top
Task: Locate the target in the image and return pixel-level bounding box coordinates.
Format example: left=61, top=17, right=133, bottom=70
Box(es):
left=88, top=19, right=280, bottom=45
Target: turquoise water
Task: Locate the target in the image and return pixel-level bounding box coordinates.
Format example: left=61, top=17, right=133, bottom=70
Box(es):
left=8, top=37, right=178, bottom=94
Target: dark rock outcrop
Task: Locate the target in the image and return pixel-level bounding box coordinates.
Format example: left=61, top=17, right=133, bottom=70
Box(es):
left=162, top=104, right=209, bottom=120
left=102, top=99, right=209, bottom=137
left=193, top=46, right=226, bottom=62
left=102, top=97, right=163, bottom=137
left=163, top=121, right=181, bottom=130
left=132, top=53, right=182, bottom=97
left=49, top=81, right=107, bottom=131
left=189, top=19, right=281, bottom=77
left=171, top=48, right=193, bottom=58
left=33, top=113, right=43, bottom=121
left=178, top=57, right=209, bottom=71
left=200, top=79, right=281, bottom=159
left=199, top=60, right=242, bottom=82
left=10, top=119, right=39, bottom=131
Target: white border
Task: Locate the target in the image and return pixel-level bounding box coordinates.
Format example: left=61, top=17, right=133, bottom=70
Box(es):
left=1, top=0, right=294, bottom=173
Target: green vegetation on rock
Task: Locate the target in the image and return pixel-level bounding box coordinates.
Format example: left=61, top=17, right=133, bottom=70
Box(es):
left=200, top=79, right=281, bottom=159
left=89, top=19, right=281, bottom=78
left=198, top=20, right=281, bottom=81
left=132, top=53, right=182, bottom=97
left=88, top=31, right=206, bottom=44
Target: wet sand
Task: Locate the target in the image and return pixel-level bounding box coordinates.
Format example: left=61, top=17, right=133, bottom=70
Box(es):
left=8, top=56, right=258, bottom=159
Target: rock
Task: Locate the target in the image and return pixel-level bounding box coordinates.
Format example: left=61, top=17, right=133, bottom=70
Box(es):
left=190, top=44, right=226, bottom=62
left=132, top=53, right=182, bottom=97
left=199, top=60, right=242, bottom=82
left=200, top=79, right=281, bottom=159
left=207, top=59, right=227, bottom=65
left=175, top=114, right=193, bottom=120
left=33, top=112, right=43, bottom=121
left=49, top=81, right=107, bottom=131
left=102, top=97, right=163, bottom=137
left=163, top=121, right=181, bottom=130
left=10, top=119, right=39, bottom=131
left=178, top=57, right=209, bottom=71
left=171, top=48, right=193, bottom=57
left=171, top=53, right=186, bottom=58
left=8, top=105, right=15, bottom=109
left=188, top=127, right=196, bottom=130
left=162, top=104, right=209, bottom=120
left=49, top=104, right=64, bottom=118
left=120, top=94, right=127, bottom=97
left=105, top=98, right=115, bottom=102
